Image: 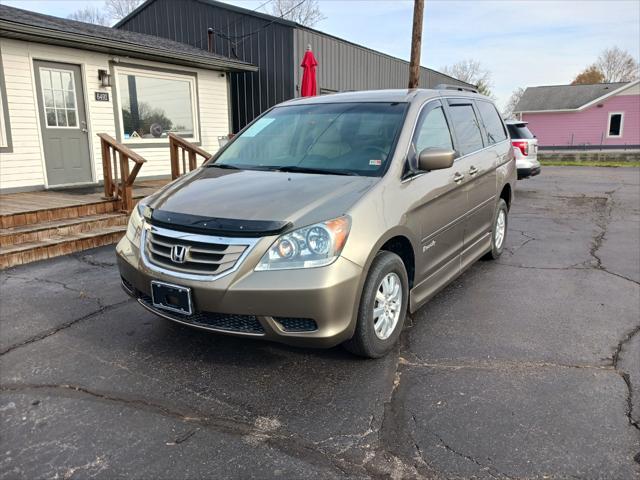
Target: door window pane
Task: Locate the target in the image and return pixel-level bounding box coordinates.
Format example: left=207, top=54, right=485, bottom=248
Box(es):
left=40, top=67, right=79, bottom=128
left=61, top=72, right=73, bottom=91
left=51, top=71, right=62, bottom=90
left=118, top=72, right=195, bottom=140
left=66, top=110, right=77, bottom=127
left=44, top=90, right=54, bottom=109
left=476, top=101, right=507, bottom=144
left=448, top=104, right=484, bottom=155
left=54, top=91, right=64, bottom=109
left=46, top=109, right=56, bottom=125
left=64, top=90, right=76, bottom=109
left=414, top=106, right=453, bottom=152
left=56, top=109, right=67, bottom=127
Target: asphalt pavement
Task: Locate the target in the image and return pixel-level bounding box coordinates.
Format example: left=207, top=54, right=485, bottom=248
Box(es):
left=1, top=166, right=639, bottom=479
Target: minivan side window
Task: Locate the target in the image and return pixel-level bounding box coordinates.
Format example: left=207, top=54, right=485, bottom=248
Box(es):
left=414, top=106, right=454, bottom=152
left=476, top=101, right=507, bottom=145
left=447, top=104, right=484, bottom=156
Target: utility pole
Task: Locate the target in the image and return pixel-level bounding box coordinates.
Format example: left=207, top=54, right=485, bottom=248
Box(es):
left=408, top=0, right=424, bottom=89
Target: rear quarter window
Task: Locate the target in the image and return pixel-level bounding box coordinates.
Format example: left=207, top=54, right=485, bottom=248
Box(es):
left=476, top=101, right=508, bottom=144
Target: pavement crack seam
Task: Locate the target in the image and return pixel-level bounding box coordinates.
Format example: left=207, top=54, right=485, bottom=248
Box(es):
left=72, top=253, right=117, bottom=268
left=0, top=299, right=131, bottom=356
left=431, top=432, right=514, bottom=480
left=0, top=383, right=373, bottom=478
left=611, top=324, right=640, bottom=431
left=398, top=355, right=614, bottom=373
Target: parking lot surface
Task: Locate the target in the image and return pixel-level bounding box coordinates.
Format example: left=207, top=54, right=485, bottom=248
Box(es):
left=1, top=166, right=639, bottom=479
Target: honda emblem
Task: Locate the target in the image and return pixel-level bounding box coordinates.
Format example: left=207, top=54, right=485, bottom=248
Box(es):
left=171, top=245, right=188, bottom=264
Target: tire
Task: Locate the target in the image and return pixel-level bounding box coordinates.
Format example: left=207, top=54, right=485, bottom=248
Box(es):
left=343, top=251, right=409, bottom=358
left=483, top=198, right=509, bottom=260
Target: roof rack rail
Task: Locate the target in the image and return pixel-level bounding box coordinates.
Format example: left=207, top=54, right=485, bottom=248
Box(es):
left=434, top=84, right=479, bottom=93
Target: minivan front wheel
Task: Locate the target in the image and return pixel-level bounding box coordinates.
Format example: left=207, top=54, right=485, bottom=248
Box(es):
left=344, top=251, right=408, bottom=358
left=484, top=198, right=509, bottom=260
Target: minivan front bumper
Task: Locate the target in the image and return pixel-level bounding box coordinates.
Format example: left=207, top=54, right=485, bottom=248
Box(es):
left=116, top=234, right=363, bottom=348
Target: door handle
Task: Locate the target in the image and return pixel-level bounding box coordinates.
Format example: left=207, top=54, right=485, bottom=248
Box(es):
left=469, top=166, right=478, bottom=176
left=81, top=121, right=88, bottom=133
left=453, top=172, right=464, bottom=184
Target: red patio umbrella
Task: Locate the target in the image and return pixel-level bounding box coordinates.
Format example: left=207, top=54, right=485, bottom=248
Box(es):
left=300, top=45, right=318, bottom=97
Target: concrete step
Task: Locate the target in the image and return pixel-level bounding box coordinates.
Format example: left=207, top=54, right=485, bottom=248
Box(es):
left=0, top=212, right=128, bottom=247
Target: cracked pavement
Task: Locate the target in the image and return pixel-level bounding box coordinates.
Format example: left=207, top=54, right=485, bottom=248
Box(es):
left=1, top=166, right=639, bottom=479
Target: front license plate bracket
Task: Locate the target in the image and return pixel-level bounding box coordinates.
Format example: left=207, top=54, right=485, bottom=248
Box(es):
left=151, top=281, right=193, bottom=316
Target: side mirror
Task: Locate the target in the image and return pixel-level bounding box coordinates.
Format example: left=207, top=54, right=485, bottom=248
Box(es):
left=417, top=147, right=457, bottom=171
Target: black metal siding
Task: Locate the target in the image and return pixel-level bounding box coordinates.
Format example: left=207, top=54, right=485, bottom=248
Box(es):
left=118, top=0, right=475, bottom=131
left=292, top=28, right=473, bottom=93
left=117, top=0, right=295, bottom=132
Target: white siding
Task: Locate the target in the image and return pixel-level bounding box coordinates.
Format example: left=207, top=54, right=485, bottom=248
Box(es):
left=0, top=38, right=230, bottom=191
left=617, top=82, right=640, bottom=96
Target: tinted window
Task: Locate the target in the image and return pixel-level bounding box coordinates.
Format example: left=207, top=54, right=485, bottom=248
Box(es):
left=506, top=123, right=534, bottom=139
left=448, top=104, right=484, bottom=155
left=477, top=101, right=507, bottom=144
left=216, top=102, right=407, bottom=176
left=414, top=106, right=453, bottom=152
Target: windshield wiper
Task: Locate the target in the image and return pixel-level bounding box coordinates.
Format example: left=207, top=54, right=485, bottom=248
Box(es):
left=275, top=166, right=359, bottom=176
left=207, top=163, right=241, bottom=170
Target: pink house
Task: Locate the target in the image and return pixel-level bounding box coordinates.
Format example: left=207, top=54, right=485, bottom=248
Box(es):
left=514, top=80, right=640, bottom=148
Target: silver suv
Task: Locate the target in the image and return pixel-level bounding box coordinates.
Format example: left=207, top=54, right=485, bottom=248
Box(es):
left=506, top=120, right=541, bottom=179
left=118, top=88, right=516, bottom=358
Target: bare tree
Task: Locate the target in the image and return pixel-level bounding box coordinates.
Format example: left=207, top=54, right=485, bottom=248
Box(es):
left=105, top=0, right=143, bottom=21
left=268, top=0, right=326, bottom=27
left=68, top=6, right=110, bottom=26
left=441, top=59, right=494, bottom=97
left=595, top=47, right=639, bottom=83
left=502, top=87, right=525, bottom=118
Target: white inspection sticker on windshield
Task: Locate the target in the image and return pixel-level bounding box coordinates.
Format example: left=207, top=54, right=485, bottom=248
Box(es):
left=243, top=118, right=276, bottom=137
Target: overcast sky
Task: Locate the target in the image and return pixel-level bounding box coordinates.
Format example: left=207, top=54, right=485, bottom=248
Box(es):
left=4, top=0, right=640, bottom=109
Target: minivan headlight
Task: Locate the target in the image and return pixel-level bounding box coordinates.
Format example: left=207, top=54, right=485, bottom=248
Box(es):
left=126, top=201, right=152, bottom=244
left=255, top=216, right=351, bottom=271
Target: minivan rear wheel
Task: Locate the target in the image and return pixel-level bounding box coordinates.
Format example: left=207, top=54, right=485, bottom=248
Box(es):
left=343, top=251, right=408, bottom=358
left=483, top=198, right=509, bottom=260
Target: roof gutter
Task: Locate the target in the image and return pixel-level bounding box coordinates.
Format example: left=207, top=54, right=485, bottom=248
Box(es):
left=0, top=20, right=259, bottom=73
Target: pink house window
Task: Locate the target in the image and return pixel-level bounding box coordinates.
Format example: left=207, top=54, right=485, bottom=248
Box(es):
left=607, top=112, right=624, bottom=138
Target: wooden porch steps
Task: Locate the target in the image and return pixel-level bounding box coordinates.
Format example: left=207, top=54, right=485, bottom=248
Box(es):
left=0, top=219, right=128, bottom=269
left=0, top=212, right=128, bottom=247
left=0, top=201, right=130, bottom=270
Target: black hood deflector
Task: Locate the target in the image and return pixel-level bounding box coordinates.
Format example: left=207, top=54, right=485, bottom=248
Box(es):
left=150, top=209, right=291, bottom=237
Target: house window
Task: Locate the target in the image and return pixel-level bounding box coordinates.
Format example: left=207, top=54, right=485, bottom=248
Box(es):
left=0, top=58, right=11, bottom=151
left=39, top=68, right=79, bottom=128
left=116, top=68, right=197, bottom=142
left=607, top=112, right=623, bottom=138
left=0, top=91, right=7, bottom=148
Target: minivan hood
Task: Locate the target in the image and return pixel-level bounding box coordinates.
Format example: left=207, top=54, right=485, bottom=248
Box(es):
left=147, top=167, right=378, bottom=234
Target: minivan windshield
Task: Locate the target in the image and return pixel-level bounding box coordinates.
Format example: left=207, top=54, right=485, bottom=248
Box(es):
left=212, top=102, right=408, bottom=176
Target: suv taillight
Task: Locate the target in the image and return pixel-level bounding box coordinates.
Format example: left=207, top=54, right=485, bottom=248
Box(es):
left=512, top=140, right=529, bottom=156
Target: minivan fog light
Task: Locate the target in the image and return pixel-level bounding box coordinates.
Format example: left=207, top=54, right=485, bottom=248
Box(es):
left=255, top=216, right=350, bottom=271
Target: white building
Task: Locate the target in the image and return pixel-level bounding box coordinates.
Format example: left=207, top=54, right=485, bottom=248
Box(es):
left=0, top=4, right=256, bottom=192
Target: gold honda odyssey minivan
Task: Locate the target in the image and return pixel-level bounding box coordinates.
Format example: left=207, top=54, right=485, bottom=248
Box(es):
left=117, top=88, right=515, bottom=358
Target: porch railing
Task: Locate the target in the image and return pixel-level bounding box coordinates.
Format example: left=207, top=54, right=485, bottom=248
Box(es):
left=98, top=133, right=146, bottom=213
left=169, top=133, right=212, bottom=180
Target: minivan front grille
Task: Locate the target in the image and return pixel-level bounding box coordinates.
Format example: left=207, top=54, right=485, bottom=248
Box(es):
left=144, top=227, right=250, bottom=276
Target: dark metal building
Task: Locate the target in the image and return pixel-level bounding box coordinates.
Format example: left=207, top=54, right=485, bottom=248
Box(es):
left=116, top=0, right=473, bottom=132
